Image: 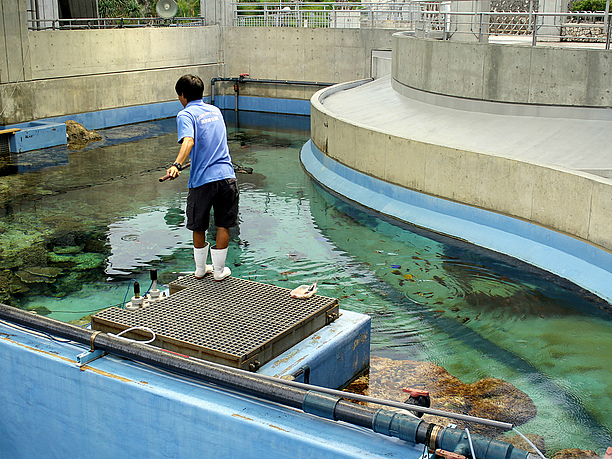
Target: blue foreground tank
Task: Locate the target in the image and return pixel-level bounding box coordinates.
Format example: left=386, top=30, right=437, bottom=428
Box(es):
left=0, top=302, right=533, bottom=459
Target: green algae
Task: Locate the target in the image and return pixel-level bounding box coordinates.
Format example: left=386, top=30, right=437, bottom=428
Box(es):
left=47, top=252, right=105, bottom=271
left=164, top=207, right=185, bottom=226
left=53, top=245, right=84, bottom=254
left=25, top=305, right=52, bottom=315
left=16, top=270, right=57, bottom=284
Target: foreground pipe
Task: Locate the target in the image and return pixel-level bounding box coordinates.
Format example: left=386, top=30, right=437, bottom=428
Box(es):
left=0, top=304, right=532, bottom=459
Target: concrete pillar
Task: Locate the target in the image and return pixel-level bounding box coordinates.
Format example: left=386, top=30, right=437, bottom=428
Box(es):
left=29, top=0, right=59, bottom=30
left=449, top=0, right=490, bottom=43
left=0, top=0, right=32, bottom=84
left=202, top=0, right=233, bottom=26
left=538, top=0, right=563, bottom=41
left=0, top=0, right=32, bottom=125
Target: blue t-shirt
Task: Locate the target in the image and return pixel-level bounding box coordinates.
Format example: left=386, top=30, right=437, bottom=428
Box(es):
left=177, top=100, right=235, bottom=189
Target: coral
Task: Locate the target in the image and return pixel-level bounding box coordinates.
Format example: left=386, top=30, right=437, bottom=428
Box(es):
left=344, top=356, right=537, bottom=438
left=47, top=252, right=105, bottom=271
left=552, top=449, right=600, bottom=459
left=25, top=305, right=52, bottom=315
left=16, top=268, right=60, bottom=284
left=25, top=267, right=62, bottom=278
left=73, top=253, right=105, bottom=271
left=0, top=232, right=47, bottom=269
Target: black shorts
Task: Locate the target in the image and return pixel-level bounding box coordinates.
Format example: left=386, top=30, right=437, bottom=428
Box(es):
left=186, top=178, right=239, bottom=232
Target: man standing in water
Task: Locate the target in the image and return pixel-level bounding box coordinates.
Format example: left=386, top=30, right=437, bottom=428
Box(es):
left=166, top=74, right=238, bottom=281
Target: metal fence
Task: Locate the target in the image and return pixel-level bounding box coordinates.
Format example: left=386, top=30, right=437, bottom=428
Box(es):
left=234, top=2, right=611, bottom=48
left=442, top=11, right=611, bottom=47
left=233, top=2, right=449, bottom=30
left=26, top=2, right=612, bottom=49
left=27, top=17, right=205, bottom=31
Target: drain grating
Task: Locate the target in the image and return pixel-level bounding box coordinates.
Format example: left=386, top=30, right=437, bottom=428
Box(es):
left=92, top=275, right=339, bottom=370
left=0, top=135, right=9, bottom=155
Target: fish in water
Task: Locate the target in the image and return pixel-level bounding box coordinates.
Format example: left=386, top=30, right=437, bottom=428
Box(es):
left=287, top=251, right=307, bottom=261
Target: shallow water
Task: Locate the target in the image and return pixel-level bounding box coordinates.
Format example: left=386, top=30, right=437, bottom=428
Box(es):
left=1, top=113, right=611, bottom=454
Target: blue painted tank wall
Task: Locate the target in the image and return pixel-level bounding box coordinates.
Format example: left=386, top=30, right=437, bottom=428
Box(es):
left=3, top=96, right=309, bottom=153
left=300, top=139, right=612, bottom=304
left=0, top=321, right=419, bottom=459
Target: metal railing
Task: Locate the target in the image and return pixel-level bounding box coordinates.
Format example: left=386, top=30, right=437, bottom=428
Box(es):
left=234, top=3, right=611, bottom=48
left=441, top=11, right=612, bottom=48
left=28, top=17, right=205, bottom=31
left=26, top=3, right=612, bottom=49
left=233, top=2, right=448, bottom=30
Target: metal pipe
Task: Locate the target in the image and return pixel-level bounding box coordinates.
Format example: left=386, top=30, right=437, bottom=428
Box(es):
left=0, top=303, right=511, bottom=428
left=210, top=76, right=334, bottom=106
left=275, top=377, right=513, bottom=430
left=0, top=303, right=529, bottom=459
left=239, top=78, right=334, bottom=86
left=0, top=303, right=305, bottom=408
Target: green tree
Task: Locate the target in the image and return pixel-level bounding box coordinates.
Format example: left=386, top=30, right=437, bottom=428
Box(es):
left=98, top=0, right=146, bottom=17
left=98, top=0, right=200, bottom=18
left=176, top=0, right=201, bottom=16
left=570, top=0, right=610, bottom=11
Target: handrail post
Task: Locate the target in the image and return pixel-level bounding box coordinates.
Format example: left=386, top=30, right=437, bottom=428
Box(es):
left=444, top=11, right=449, bottom=39
left=606, top=8, right=612, bottom=50
left=532, top=12, right=538, bottom=45
left=605, top=0, right=611, bottom=42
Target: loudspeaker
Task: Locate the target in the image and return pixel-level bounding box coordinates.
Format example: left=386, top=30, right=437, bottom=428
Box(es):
left=156, top=0, right=178, bottom=18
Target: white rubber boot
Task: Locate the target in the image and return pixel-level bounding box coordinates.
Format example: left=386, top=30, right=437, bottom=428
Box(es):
left=194, top=244, right=213, bottom=279
left=210, top=246, right=231, bottom=281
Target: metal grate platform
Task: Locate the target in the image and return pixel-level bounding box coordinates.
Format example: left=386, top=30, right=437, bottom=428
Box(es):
left=92, top=275, right=339, bottom=370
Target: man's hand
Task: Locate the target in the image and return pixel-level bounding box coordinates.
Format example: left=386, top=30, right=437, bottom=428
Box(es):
left=166, top=164, right=181, bottom=180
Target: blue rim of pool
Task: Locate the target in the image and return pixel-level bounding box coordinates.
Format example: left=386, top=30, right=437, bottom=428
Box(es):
left=300, top=139, right=612, bottom=305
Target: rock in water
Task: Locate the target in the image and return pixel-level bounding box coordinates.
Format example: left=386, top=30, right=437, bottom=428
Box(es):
left=344, top=356, right=537, bottom=437
left=66, top=120, right=102, bottom=147
left=552, top=449, right=600, bottom=459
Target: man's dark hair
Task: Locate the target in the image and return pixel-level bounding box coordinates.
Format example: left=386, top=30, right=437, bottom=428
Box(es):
left=175, top=74, right=204, bottom=102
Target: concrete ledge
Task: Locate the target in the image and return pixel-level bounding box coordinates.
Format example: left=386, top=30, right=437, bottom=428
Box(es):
left=300, top=139, right=612, bottom=303
left=393, top=32, right=612, bottom=108
left=310, top=79, right=612, bottom=254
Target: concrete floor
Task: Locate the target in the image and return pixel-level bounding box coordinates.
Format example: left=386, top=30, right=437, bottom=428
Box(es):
left=320, top=75, right=612, bottom=179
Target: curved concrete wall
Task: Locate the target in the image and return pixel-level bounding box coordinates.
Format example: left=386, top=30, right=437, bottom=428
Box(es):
left=311, top=80, right=612, bottom=253
left=393, top=32, right=612, bottom=108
